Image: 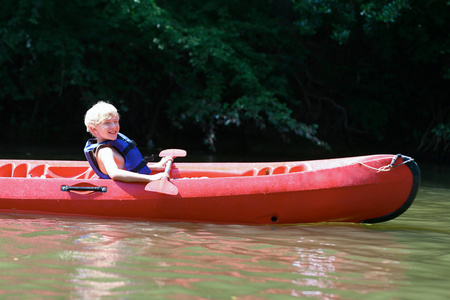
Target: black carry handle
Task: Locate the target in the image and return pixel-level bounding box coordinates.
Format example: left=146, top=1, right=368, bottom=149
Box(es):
left=61, top=185, right=107, bottom=193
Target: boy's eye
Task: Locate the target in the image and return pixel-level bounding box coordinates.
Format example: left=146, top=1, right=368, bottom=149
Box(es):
left=101, top=117, right=119, bottom=126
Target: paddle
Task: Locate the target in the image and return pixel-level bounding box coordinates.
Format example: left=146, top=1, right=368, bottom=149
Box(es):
left=144, top=149, right=187, bottom=195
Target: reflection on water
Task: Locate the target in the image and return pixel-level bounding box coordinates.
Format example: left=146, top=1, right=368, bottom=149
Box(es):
left=0, top=185, right=449, bottom=299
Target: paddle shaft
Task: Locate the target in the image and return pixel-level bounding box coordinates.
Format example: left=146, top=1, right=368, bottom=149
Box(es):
left=164, top=159, right=173, bottom=175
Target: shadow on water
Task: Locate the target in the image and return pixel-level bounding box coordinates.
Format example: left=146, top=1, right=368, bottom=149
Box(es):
left=419, top=162, right=450, bottom=189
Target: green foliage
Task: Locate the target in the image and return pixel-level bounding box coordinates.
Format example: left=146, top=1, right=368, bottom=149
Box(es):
left=360, top=0, right=411, bottom=23
left=290, top=0, right=449, bottom=152
left=132, top=0, right=327, bottom=149
left=432, top=124, right=450, bottom=141
left=292, top=0, right=356, bottom=44
left=0, top=0, right=448, bottom=159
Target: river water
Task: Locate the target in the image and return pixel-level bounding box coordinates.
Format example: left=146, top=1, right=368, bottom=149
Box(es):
left=0, top=160, right=449, bottom=299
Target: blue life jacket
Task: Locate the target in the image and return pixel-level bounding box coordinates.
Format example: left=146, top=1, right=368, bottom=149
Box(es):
left=84, top=132, right=151, bottom=179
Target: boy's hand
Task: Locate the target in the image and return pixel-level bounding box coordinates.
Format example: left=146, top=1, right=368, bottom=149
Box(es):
left=160, top=156, right=172, bottom=167
left=149, top=172, right=169, bottom=182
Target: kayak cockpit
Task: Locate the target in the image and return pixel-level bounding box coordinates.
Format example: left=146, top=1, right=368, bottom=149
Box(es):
left=0, top=163, right=96, bottom=179
left=0, top=161, right=312, bottom=179
left=173, top=162, right=312, bottom=178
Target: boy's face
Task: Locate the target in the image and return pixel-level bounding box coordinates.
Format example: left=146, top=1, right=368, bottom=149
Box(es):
left=92, top=115, right=120, bottom=142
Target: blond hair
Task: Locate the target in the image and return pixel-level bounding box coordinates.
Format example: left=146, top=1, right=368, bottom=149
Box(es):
left=84, top=101, right=120, bottom=134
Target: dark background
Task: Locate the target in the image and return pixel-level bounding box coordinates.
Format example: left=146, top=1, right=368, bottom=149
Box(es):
left=1, top=0, right=448, bottom=162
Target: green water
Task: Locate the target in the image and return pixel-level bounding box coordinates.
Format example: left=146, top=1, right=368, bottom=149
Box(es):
left=0, top=185, right=448, bottom=300
left=0, top=160, right=449, bottom=299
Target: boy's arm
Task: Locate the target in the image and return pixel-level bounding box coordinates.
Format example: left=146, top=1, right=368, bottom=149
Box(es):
left=98, top=147, right=167, bottom=183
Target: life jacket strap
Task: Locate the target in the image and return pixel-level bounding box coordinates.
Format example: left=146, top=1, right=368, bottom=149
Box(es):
left=130, top=160, right=148, bottom=173
left=122, top=140, right=137, bottom=156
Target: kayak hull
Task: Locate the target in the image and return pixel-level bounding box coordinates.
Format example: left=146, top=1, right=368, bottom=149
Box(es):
left=0, top=154, right=420, bottom=224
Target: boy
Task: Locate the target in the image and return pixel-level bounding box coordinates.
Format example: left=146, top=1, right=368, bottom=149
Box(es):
left=84, top=101, right=170, bottom=182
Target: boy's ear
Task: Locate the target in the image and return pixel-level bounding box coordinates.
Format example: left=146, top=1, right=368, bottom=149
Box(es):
left=89, top=125, right=97, bottom=135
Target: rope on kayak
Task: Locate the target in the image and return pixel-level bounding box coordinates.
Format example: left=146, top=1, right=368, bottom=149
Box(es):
left=358, top=154, right=415, bottom=172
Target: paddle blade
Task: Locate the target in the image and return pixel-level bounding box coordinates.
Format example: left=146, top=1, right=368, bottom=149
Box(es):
left=159, top=149, right=187, bottom=158
left=145, top=177, right=178, bottom=195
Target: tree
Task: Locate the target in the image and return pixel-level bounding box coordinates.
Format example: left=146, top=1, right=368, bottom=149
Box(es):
left=1, top=0, right=448, bottom=160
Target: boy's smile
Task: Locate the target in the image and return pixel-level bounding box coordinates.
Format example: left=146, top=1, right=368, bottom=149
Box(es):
left=93, top=116, right=120, bottom=142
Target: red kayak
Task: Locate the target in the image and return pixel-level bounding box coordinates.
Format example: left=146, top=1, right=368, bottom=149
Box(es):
left=0, top=153, right=420, bottom=224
